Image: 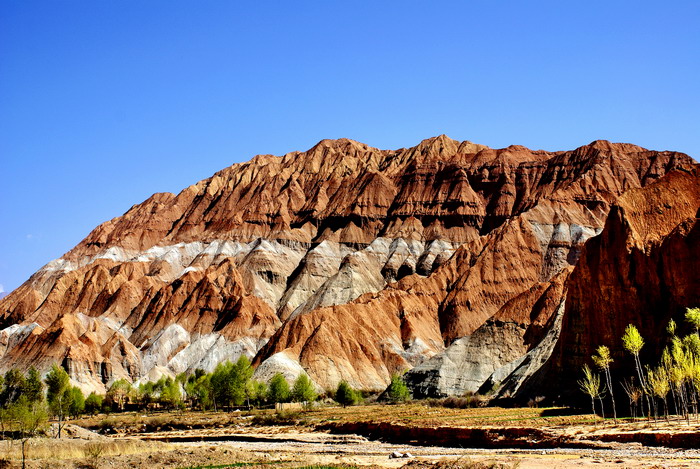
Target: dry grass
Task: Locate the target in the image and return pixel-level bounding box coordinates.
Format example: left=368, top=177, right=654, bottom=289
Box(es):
left=301, top=403, right=589, bottom=429
left=0, top=438, right=173, bottom=463
left=69, top=404, right=593, bottom=435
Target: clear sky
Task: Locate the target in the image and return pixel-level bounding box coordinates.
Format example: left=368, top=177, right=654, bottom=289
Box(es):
left=1, top=1, right=698, bottom=295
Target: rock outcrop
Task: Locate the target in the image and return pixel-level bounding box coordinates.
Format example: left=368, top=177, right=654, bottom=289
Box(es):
left=0, top=136, right=695, bottom=393
left=539, top=168, right=700, bottom=400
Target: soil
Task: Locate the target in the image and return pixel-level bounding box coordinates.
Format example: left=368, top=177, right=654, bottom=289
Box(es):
left=1, top=406, right=699, bottom=468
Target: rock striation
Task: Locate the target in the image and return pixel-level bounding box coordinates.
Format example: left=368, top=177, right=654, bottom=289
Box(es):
left=0, top=136, right=695, bottom=394
left=534, top=168, right=700, bottom=401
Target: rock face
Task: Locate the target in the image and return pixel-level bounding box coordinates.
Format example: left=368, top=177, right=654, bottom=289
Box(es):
left=538, top=168, right=700, bottom=400
left=0, top=136, right=695, bottom=394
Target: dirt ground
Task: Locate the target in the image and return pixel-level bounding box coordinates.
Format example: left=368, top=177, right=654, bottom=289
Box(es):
left=1, top=405, right=699, bottom=469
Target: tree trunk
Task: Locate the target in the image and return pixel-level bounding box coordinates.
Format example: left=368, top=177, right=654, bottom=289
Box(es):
left=629, top=400, right=634, bottom=422
left=604, top=367, right=618, bottom=423
left=21, top=439, right=27, bottom=469
left=633, top=355, right=650, bottom=420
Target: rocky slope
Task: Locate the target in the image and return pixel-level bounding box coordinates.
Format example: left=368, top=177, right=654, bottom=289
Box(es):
left=532, top=168, right=700, bottom=400
left=0, top=136, right=695, bottom=393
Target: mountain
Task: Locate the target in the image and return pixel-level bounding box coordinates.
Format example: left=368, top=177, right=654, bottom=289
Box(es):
left=540, top=168, right=700, bottom=400
left=0, top=136, right=695, bottom=394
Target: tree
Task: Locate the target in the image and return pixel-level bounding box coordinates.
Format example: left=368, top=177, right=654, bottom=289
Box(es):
left=667, top=318, right=677, bottom=337
left=154, top=377, right=182, bottom=410
left=25, top=367, right=43, bottom=404
left=621, top=378, right=642, bottom=421
left=186, top=374, right=214, bottom=410
left=622, top=324, right=650, bottom=418
left=592, top=345, right=617, bottom=422
left=247, top=380, right=268, bottom=408
left=211, top=356, right=254, bottom=409
left=85, top=393, right=103, bottom=415
left=578, top=364, right=603, bottom=425
left=8, top=397, right=48, bottom=469
left=0, top=369, right=27, bottom=407
left=387, top=374, right=410, bottom=403
left=291, top=374, right=317, bottom=407
left=647, top=366, right=670, bottom=421
left=686, top=307, right=700, bottom=335
left=268, top=373, right=290, bottom=404
left=68, top=386, right=85, bottom=418
left=233, top=356, right=254, bottom=406
left=106, top=378, right=132, bottom=411
left=335, top=380, right=357, bottom=408
left=44, top=364, right=70, bottom=438
left=137, top=381, right=155, bottom=411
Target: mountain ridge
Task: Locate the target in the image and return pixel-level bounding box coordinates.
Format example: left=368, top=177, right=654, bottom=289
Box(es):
left=1, top=136, right=696, bottom=395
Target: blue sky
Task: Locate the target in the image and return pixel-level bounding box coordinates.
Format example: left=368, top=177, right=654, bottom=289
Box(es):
left=1, top=1, right=698, bottom=294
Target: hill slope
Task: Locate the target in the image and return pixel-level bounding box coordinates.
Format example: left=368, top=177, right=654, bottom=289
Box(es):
left=0, top=136, right=695, bottom=393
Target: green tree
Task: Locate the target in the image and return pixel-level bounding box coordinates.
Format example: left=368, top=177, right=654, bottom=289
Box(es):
left=246, top=380, right=268, bottom=408
left=25, top=367, right=43, bottom=404
left=68, top=386, right=85, bottom=418
left=106, top=378, right=132, bottom=411
left=592, top=345, right=617, bottom=422
left=622, top=324, right=650, bottom=418
left=578, top=364, right=603, bottom=425
left=0, top=369, right=27, bottom=406
left=685, top=307, right=700, bottom=334
left=335, top=380, right=357, bottom=407
left=137, top=381, right=155, bottom=411
left=291, top=374, right=317, bottom=407
left=186, top=374, right=214, bottom=410
left=210, top=361, right=234, bottom=409
left=647, top=366, right=670, bottom=421
left=157, top=377, right=182, bottom=410
left=44, top=364, right=70, bottom=438
left=84, top=393, right=103, bottom=415
left=387, top=374, right=410, bottom=403
left=268, top=373, right=290, bottom=404
left=8, top=397, right=48, bottom=469
left=211, top=356, right=254, bottom=409
left=233, top=356, right=254, bottom=406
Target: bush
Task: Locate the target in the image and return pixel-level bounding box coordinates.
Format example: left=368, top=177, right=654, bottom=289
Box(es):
left=251, top=410, right=305, bottom=426
left=85, top=393, right=103, bottom=415
left=387, top=374, right=410, bottom=403
left=334, top=381, right=357, bottom=407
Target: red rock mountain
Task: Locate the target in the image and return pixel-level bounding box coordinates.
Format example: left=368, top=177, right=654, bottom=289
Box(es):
left=0, top=136, right=695, bottom=394
left=541, top=168, right=700, bottom=399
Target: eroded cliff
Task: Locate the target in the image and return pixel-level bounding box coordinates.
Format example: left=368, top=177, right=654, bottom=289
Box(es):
left=0, top=136, right=694, bottom=393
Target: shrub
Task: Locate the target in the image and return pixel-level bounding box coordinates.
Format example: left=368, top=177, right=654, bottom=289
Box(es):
left=334, top=381, right=357, bottom=407
left=387, top=374, right=410, bottom=403
left=85, top=393, right=103, bottom=415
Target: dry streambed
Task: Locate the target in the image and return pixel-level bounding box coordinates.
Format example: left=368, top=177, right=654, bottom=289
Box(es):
left=4, top=406, right=700, bottom=468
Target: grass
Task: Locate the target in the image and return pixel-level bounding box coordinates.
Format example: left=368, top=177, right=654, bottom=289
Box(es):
left=73, top=403, right=596, bottom=436
left=250, top=410, right=308, bottom=426
left=0, top=438, right=173, bottom=463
